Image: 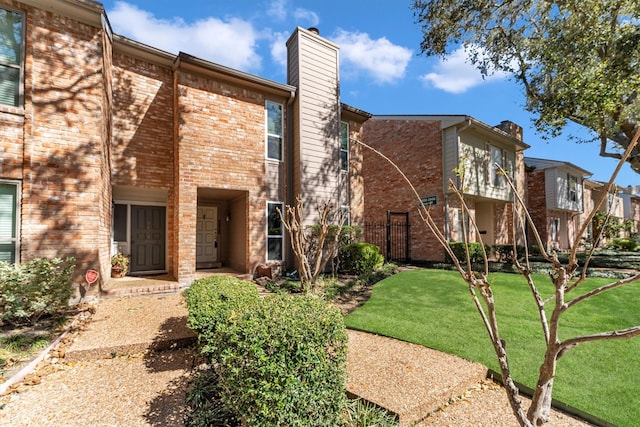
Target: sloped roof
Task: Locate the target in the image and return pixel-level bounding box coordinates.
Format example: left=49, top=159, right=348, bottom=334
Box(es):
left=525, top=157, right=592, bottom=177
left=371, top=114, right=530, bottom=150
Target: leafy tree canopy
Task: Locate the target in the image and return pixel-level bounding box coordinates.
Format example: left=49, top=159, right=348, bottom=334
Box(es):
left=412, top=0, right=640, bottom=172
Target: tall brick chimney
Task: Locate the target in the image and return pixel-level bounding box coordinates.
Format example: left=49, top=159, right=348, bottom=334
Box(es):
left=496, top=120, right=523, bottom=141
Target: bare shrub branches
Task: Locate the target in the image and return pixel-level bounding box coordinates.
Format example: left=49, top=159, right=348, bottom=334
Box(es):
left=355, top=128, right=640, bottom=426
left=279, top=196, right=347, bottom=292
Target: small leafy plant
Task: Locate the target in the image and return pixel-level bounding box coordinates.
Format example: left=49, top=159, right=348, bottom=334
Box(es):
left=0, top=257, right=75, bottom=325
left=110, top=253, right=129, bottom=273
left=339, top=242, right=384, bottom=276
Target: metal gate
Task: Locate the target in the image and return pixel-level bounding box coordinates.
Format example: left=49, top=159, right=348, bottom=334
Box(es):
left=364, top=211, right=410, bottom=262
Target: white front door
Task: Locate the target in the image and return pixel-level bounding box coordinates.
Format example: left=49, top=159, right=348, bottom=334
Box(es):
left=196, top=206, right=218, bottom=263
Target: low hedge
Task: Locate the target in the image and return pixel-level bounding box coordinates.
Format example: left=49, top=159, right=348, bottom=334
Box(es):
left=183, top=276, right=260, bottom=359
left=339, top=242, right=384, bottom=275
left=607, top=238, right=638, bottom=252
left=492, top=244, right=526, bottom=262
left=446, top=242, right=490, bottom=264
left=184, top=276, right=348, bottom=426
left=0, top=257, right=75, bottom=324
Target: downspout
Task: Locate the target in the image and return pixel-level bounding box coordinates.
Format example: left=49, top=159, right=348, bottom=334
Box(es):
left=285, top=89, right=296, bottom=207
left=285, top=89, right=296, bottom=271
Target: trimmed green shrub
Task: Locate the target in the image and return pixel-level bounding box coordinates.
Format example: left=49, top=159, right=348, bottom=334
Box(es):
left=446, top=242, right=490, bottom=264
left=492, top=244, right=526, bottom=262
left=216, top=294, right=347, bottom=426
left=607, top=238, right=637, bottom=252
left=0, top=257, right=75, bottom=324
left=339, top=242, right=384, bottom=275
left=183, top=276, right=260, bottom=359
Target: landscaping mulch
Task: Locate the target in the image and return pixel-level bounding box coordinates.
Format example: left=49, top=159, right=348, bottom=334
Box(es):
left=0, top=281, right=595, bottom=426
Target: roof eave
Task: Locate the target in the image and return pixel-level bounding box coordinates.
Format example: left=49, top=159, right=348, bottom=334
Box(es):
left=176, top=52, right=296, bottom=98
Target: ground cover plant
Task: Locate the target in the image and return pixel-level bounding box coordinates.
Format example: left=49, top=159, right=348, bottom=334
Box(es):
left=344, top=268, right=640, bottom=426
left=0, top=330, right=53, bottom=379
left=0, top=257, right=76, bottom=380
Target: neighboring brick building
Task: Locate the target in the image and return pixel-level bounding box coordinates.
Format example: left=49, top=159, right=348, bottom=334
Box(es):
left=619, top=186, right=640, bottom=236
left=525, top=158, right=592, bottom=251
left=362, top=116, right=528, bottom=262
left=0, top=0, right=370, bottom=288
left=582, top=179, right=625, bottom=247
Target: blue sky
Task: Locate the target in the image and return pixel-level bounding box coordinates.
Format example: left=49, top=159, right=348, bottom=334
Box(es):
left=101, top=0, right=638, bottom=188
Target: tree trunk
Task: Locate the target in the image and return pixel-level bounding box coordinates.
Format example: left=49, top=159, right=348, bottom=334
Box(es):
left=491, top=331, right=533, bottom=426
left=527, top=347, right=558, bottom=425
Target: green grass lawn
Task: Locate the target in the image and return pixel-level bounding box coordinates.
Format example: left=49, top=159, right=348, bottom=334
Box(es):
left=344, top=269, right=640, bottom=426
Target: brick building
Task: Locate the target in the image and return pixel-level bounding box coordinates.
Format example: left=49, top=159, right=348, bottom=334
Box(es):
left=362, top=116, right=528, bottom=263
left=524, top=158, right=592, bottom=251
left=581, top=179, right=625, bottom=247
left=619, top=186, right=640, bottom=236
left=0, top=0, right=370, bottom=288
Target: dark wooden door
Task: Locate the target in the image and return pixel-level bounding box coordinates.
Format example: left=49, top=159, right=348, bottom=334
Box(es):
left=130, top=205, right=166, bottom=273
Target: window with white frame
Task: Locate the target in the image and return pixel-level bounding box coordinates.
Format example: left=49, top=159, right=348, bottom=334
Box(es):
left=550, top=217, right=560, bottom=242
left=0, top=181, right=19, bottom=263
left=340, top=121, right=349, bottom=171
left=267, top=201, right=284, bottom=261
left=0, top=8, right=24, bottom=107
left=568, top=174, right=578, bottom=202
left=340, top=205, right=350, bottom=226
left=488, top=144, right=505, bottom=187
left=266, top=101, right=283, bottom=161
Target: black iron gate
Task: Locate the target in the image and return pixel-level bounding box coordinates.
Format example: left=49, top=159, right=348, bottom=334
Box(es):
left=364, top=211, right=410, bottom=262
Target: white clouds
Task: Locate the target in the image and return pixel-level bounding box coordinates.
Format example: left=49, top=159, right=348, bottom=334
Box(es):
left=270, top=31, right=289, bottom=69
left=108, top=1, right=261, bottom=72
left=267, top=0, right=318, bottom=27
left=293, top=8, right=320, bottom=27
left=106, top=2, right=416, bottom=86
left=420, top=46, right=509, bottom=94
left=331, top=30, right=412, bottom=84
left=266, top=0, right=287, bottom=21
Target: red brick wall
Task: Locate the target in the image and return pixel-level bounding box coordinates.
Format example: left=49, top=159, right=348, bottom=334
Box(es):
left=111, top=52, right=175, bottom=274
left=495, top=202, right=511, bottom=245
left=526, top=169, right=548, bottom=246
left=347, top=119, right=365, bottom=227
left=98, top=25, right=114, bottom=286
left=0, top=1, right=110, bottom=286
left=362, top=119, right=446, bottom=261
left=174, top=71, right=287, bottom=281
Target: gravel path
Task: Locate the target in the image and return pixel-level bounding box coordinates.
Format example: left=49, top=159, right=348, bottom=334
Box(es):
left=0, top=348, right=195, bottom=427
left=0, top=292, right=595, bottom=426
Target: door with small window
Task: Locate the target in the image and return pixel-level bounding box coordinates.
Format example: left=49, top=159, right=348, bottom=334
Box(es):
left=196, top=206, right=219, bottom=264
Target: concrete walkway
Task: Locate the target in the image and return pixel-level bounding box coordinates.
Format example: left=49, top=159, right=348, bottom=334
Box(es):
left=1, top=287, right=593, bottom=427
left=58, top=289, right=487, bottom=425
left=65, top=293, right=197, bottom=362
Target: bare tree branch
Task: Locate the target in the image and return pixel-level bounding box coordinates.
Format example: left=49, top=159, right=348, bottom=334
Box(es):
left=560, top=326, right=640, bottom=354
left=565, top=272, right=640, bottom=310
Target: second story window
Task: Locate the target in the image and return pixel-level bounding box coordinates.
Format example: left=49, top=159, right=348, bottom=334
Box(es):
left=488, top=144, right=505, bottom=187
left=266, top=101, right=283, bottom=161
left=340, top=121, right=349, bottom=171
left=568, top=174, right=578, bottom=202
left=0, top=8, right=24, bottom=107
